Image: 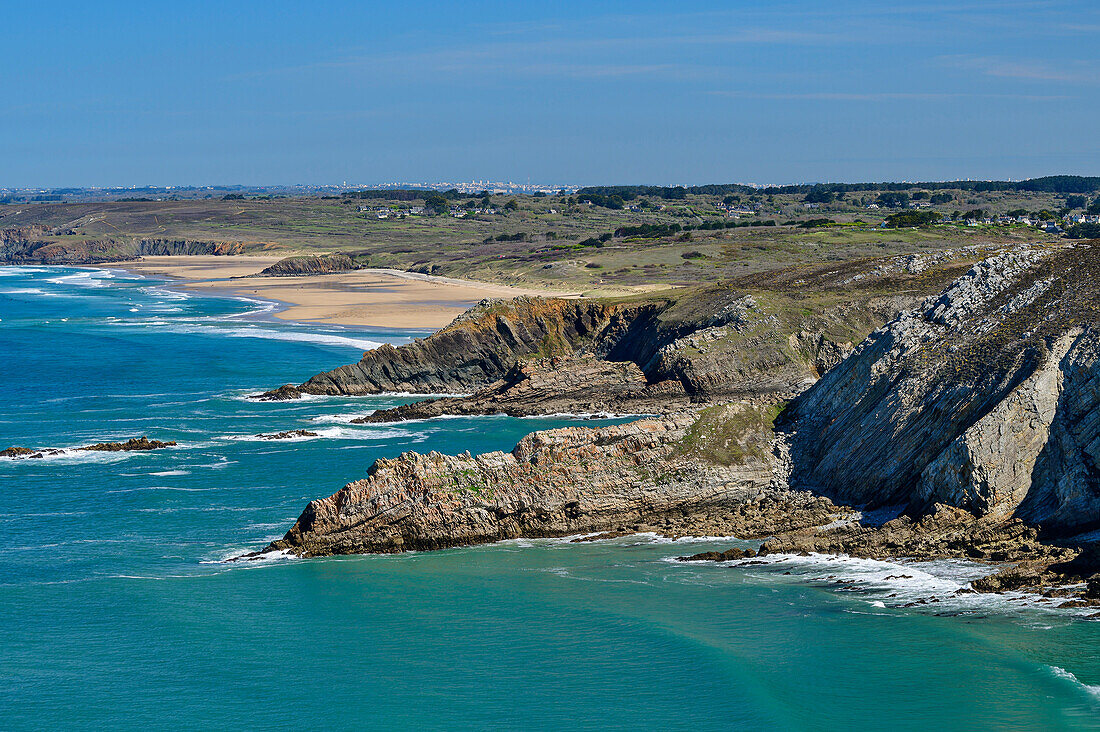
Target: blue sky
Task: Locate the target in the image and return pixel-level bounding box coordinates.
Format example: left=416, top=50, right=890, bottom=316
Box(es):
left=3, top=0, right=1098, bottom=186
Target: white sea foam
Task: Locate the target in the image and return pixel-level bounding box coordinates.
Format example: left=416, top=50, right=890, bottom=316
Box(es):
left=0, top=266, right=50, bottom=276
left=695, top=551, right=1098, bottom=619
left=219, top=425, right=413, bottom=442
left=0, top=287, right=69, bottom=297
left=114, top=318, right=385, bottom=351
left=310, top=411, right=378, bottom=424
left=138, top=285, right=191, bottom=301
left=0, top=448, right=135, bottom=465
left=1048, top=666, right=1100, bottom=701
left=46, top=269, right=114, bottom=287
left=148, top=469, right=191, bottom=476
left=224, top=296, right=280, bottom=319
left=203, top=547, right=300, bottom=565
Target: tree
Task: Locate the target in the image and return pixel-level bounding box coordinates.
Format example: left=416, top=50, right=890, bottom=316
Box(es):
left=424, top=193, right=449, bottom=215
left=1066, top=223, right=1100, bottom=239
left=1065, top=195, right=1087, bottom=210
left=504, top=199, right=518, bottom=211
left=1089, top=199, right=1100, bottom=215
left=803, top=189, right=834, bottom=204
left=876, top=192, right=910, bottom=208
left=885, top=211, right=940, bottom=228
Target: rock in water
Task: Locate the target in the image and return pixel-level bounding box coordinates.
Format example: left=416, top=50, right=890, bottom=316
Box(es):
left=250, top=384, right=303, bottom=401
left=0, top=447, right=36, bottom=458
left=254, top=430, right=319, bottom=440
left=676, top=547, right=758, bottom=562
left=77, top=437, right=176, bottom=452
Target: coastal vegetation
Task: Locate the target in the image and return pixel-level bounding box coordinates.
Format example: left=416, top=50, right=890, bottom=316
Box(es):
left=1, top=179, right=1083, bottom=294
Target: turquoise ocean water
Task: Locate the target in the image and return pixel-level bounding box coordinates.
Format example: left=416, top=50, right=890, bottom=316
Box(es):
left=1, top=265, right=1098, bottom=730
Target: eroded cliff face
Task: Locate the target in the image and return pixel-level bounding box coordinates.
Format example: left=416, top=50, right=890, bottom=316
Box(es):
left=0, top=229, right=245, bottom=263
left=264, top=403, right=837, bottom=556
left=280, top=254, right=935, bottom=410
left=783, top=243, right=1100, bottom=535
left=298, top=296, right=655, bottom=395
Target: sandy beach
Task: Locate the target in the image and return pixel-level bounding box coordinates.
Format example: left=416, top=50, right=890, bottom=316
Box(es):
left=103, top=255, right=572, bottom=329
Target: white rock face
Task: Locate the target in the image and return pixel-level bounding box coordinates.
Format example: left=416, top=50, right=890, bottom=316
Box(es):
left=916, top=331, right=1077, bottom=517
left=785, top=244, right=1100, bottom=534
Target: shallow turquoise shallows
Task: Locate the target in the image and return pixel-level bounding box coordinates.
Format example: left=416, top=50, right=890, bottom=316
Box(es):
left=1, top=265, right=1098, bottom=731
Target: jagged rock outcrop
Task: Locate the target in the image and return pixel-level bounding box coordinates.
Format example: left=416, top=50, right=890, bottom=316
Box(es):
left=756, top=503, right=1099, bottom=602
left=284, top=256, right=939, bottom=418
left=246, top=253, right=358, bottom=277
left=256, top=403, right=839, bottom=557
left=250, top=384, right=303, bottom=401
left=298, top=297, right=661, bottom=395
left=78, top=436, right=177, bottom=452
left=355, top=356, right=687, bottom=421
left=136, top=239, right=244, bottom=256
left=782, top=243, right=1100, bottom=535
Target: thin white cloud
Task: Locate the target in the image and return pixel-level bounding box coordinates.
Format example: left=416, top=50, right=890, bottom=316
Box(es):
left=940, top=54, right=1099, bottom=82
left=709, top=90, right=1071, bottom=101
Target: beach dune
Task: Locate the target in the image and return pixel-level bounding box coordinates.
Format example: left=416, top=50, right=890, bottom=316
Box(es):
left=105, top=255, right=570, bottom=329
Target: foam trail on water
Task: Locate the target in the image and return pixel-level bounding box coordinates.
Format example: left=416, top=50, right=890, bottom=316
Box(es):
left=1048, top=666, right=1100, bottom=701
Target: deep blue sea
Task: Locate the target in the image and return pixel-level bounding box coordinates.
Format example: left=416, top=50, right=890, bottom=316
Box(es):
left=1, top=265, right=1098, bottom=730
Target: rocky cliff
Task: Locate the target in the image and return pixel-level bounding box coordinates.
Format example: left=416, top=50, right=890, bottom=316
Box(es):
left=256, top=244, right=1100, bottom=601
left=247, top=253, right=358, bottom=277
left=260, top=250, right=963, bottom=409
left=0, top=228, right=245, bottom=263
left=781, top=243, right=1100, bottom=536
left=261, top=403, right=837, bottom=556
left=288, top=296, right=663, bottom=396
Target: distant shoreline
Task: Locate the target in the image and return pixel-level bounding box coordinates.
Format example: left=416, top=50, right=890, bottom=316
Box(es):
left=93, top=255, right=570, bottom=329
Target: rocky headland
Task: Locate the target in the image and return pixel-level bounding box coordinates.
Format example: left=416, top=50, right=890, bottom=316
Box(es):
left=251, top=243, right=1100, bottom=603
left=1, top=225, right=245, bottom=264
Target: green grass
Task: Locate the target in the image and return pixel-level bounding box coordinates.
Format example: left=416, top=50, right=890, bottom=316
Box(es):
left=677, top=402, right=787, bottom=466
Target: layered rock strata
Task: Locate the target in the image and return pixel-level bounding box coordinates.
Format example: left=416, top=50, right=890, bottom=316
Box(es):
left=260, top=404, right=838, bottom=557
left=781, top=244, right=1100, bottom=534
